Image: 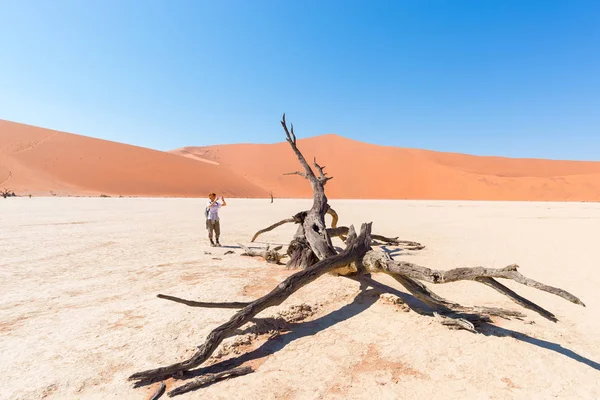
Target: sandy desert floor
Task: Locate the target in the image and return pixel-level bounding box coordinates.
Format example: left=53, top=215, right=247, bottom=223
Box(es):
left=1, top=198, right=599, bottom=400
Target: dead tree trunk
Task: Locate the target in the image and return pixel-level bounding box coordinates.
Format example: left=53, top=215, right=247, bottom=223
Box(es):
left=280, top=114, right=337, bottom=265
left=129, top=114, right=585, bottom=396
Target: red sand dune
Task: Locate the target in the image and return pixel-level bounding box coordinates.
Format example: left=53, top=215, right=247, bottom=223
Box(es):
left=173, top=134, right=600, bottom=201
left=2, top=119, right=600, bottom=200
left=0, top=120, right=267, bottom=197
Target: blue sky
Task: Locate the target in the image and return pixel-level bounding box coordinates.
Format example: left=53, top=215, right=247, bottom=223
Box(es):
left=1, top=0, right=599, bottom=160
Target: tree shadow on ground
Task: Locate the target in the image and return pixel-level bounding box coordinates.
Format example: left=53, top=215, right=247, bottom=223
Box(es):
left=187, top=278, right=600, bottom=382
left=184, top=288, right=381, bottom=379
left=136, top=278, right=598, bottom=394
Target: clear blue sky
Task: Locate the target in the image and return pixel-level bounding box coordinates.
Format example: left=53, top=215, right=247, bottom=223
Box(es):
left=1, top=0, right=599, bottom=160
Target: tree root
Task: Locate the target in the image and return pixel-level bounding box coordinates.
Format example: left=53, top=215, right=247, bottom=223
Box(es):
left=167, top=366, right=254, bottom=397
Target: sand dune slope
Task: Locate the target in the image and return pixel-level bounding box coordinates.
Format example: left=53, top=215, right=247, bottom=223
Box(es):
left=174, top=134, right=600, bottom=201
left=3, top=118, right=600, bottom=201
left=0, top=120, right=268, bottom=197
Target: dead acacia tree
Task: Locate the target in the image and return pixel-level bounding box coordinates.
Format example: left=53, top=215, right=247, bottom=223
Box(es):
left=2, top=188, right=15, bottom=198
left=129, top=114, right=585, bottom=396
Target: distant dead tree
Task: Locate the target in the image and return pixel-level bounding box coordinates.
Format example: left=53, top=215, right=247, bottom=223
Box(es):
left=269, top=191, right=274, bottom=203
left=2, top=188, right=15, bottom=198
left=129, top=114, right=585, bottom=397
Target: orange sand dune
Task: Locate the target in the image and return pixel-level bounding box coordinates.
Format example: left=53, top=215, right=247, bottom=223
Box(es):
left=3, top=118, right=600, bottom=200
left=173, top=134, right=600, bottom=201
left=0, top=120, right=268, bottom=197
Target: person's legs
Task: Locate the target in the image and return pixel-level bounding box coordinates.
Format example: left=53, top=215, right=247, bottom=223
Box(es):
left=206, top=219, right=215, bottom=246
left=214, top=220, right=221, bottom=246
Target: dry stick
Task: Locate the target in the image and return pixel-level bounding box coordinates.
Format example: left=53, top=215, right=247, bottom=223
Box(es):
left=283, top=171, right=309, bottom=179
left=149, top=382, right=166, bottom=400
left=239, top=244, right=286, bottom=264
left=347, top=275, right=482, bottom=332
left=157, top=294, right=250, bottom=309
left=167, top=366, right=254, bottom=397
left=362, top=252, right=584, bottom=321
left=129, top=224, right=372, bottom=383
left=328, top=226, right=424, bottom=249
left=313, top=157, right=333, bottom=183
left=385, top=261, right=584, bottom=306
left=251, top=206, right=339, bottom=244
left=474, top=277, right=558, bottom=322
left=433, top=312, right=477, bottom=333
left=250, top=218, right=295, bottom=242
left=281, top=113, right=317, bottom=183
left=353, top=253, right=526, bottom=321
left=389, top=274, right=526, bottom=320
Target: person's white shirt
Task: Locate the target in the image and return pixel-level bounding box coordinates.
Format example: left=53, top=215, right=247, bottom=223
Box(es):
left=206, top=199, right=222, bottom=221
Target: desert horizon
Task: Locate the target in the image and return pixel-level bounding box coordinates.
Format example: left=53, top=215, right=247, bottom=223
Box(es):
left=2, top=119, right=600, bottom=202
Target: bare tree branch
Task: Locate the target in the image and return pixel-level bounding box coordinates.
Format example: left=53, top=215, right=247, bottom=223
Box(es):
left=149, top=382, right=166, bottom=400
left=129, top=224, right=373, bottom=383
left=167, top=366, right=254, bottom=397
left=156, top=294, right=250, bottom=309
left=328, top=226, right=424, bottom=250
left=251, top=218, right=296, bottom=242
left=283, top=171, right=309, bottom=179
left=361, top=251, right=584, bottom=322
left=313, top=157, right=333, bottom=183
left=281, top=113, right=316, bottom=182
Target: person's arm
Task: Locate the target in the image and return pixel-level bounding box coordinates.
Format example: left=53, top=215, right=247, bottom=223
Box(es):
left=206, top=200, right=215, bottom=211
left=221, top=196, right=227, bottom=206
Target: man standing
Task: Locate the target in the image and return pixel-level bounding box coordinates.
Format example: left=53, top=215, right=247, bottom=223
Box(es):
left=206, top=192, right=226, bottom=247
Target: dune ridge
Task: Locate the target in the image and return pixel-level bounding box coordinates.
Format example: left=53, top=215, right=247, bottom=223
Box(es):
left=174, top=134, right=600, bottom=201
left=0, top=120, right=267, bottom=198
left=2, top=119, right=600, bottom=201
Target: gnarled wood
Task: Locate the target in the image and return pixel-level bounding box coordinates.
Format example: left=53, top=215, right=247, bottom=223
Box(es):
left=129, top=224, right=372, bottom=383
left=328, top=226, right=424, bottom=250
left=361, top=250, right=584, bottom=322
left=240, top=244, right=286, bottom=264
left=157, top=294, right=250, bottom=309
left=149, top=382, right=166, bottom=400
left=130, top=114, right=585, bottom=396
left=167, top=366, right=253, bottom=397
